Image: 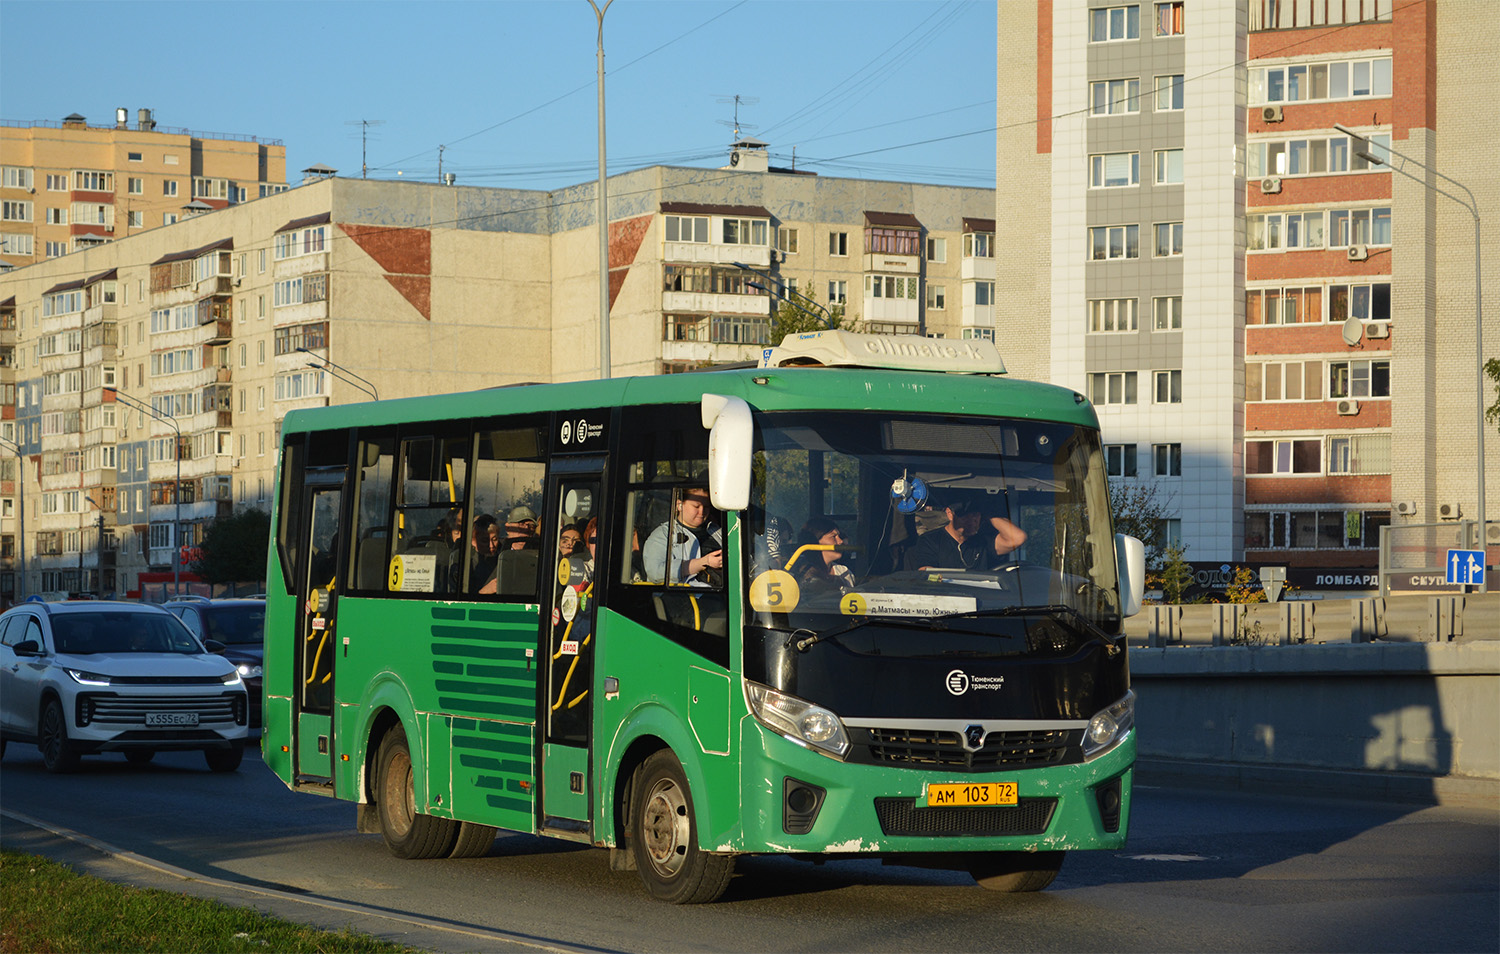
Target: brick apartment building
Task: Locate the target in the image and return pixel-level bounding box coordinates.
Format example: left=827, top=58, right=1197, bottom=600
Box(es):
left=995, top=0, right=1498, bottom=594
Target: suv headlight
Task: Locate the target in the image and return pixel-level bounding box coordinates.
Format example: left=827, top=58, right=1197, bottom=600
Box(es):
left=221, top=670, right=244, bottom=686
left=66, top=669, right=112, bottom=686
left=1082, top=690, right=1135, bottom=761
left=745, top=681, right=849, bottom=758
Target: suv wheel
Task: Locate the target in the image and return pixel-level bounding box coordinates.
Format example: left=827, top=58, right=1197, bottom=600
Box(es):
left=39, top=699, right=81, bottom=773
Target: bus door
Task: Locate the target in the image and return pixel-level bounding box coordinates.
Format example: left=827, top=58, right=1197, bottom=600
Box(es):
left=294, top=476, right=344, bottom=785
left=540, top=461, right=603, bottom=835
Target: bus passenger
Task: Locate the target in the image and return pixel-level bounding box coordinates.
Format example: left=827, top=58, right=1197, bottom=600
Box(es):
left=504, top=506, right=540, bottom=550
left=643, top=485, right=723, bottom=585
left=459, top=514, right=498, bottom=593
left=795, top=517, right=857, bottom=594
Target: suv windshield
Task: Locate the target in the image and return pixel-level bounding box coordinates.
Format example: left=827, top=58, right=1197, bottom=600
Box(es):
left=745, top=411, right=1120, bottom=652
left=53, top=613, right=204, bottom=655
left=201, top=605, right=266, bottom=645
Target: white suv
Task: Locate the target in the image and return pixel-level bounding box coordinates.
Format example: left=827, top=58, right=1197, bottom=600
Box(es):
left=0, top=601, right=249, bottom=773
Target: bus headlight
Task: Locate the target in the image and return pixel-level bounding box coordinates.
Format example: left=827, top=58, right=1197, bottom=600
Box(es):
left=745, top=681, right=850, bottom=758
left=1082, top=690, right=1135, bottom=761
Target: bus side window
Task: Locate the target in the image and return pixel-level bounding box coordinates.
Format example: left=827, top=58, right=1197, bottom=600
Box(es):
left=351, top=433, right=395, bottom=592
left=390, top=433, right=469, bottom=595
left=470, top=426, right=546, bottom=600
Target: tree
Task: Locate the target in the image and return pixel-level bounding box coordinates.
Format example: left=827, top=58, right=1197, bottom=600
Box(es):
left=189, top=508, right=270, bottom=585
left=1486, top=357, right=1500, bottom=431
left=1152, top=542, right=1194, bottom=603
left=1108, top=482, right=1175, bottom=569
left=1224, top=565, right=1267, bottom=604
left=770, top=297, right=849, bottom=342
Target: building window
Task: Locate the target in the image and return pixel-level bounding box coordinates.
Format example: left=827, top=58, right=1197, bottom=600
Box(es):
left=1090, top=152, right=1140, bottom=188
left=865, top=227, right=921, bottom=256
left=163, top=213, right=177, bottom=226
left=776, top=227, right=798, bottom=255
left=926, top=237, right=946, bottom=263
left=127, top=177, right=144, bottom=194
left=127, top=211, right=143, bottom=228
left=962, top=328, right=994, bottom=341
left=1249, top=57, right=1393, bottom=105
left=1154, top=1, right=1184, bottom=35
left=972, top=282, right=994, bottom=306
left=1329, top=359, right=1390, bottom=399
left=45, top=241, right=65, bottom=258
left=1089, top=225, right=1139, bottom=261
left=1105, top=444, right=1138, bottom=478
left=1, top=201, right=33, bottom=223
left=1328, top=207, right=1392, bottom=247
left=1154, top=149, right=1183, bottom=185
left=721, top=218, right=768, bottom=246
left=1090, top=4, right=1140, bottom=41
left=827, top=280, right=847, bottom=304
left=1158, top=518, right=1183, bottom=549
left=828, top=231, right=848, bottom=256
left=1153, top=296, right=1182, bottom=330
left=1250, top=133, right=1390, bottom=178
left=1089, top=298, right=1138, bottom=333
left=73, top=170, right=113, bottom=191
left=1245, top=438, right=1321, bottom=475
left=1154, top=370, right=1182, bottom=404
left=664, top=215, right=708, bottom=243
left=1154, top=443, right=1182, bottom=477
left=163, top=180, right=178, bottom=197
left=963, top=232, right=993, bottom=258
left=1091, top=78, right=1141, bottom=116
left=1247, top=212, right=1326, bottom=252
left=1155, top=74, right=1184, bottom=111
left=1247, top=360, right=1322, bottom=402
left=1328, top=433, right=1391, bottom=475
left=1090, top=371, right=1138, bottom=406
left=45, top=174, right=67, bottom=191
left=1154, top=222, right=1183, bottom=257
left=1, top=232, right=33, bottom=256
left=1328, top=282, right=1391, bottom=323
left=926, top=284, right=946, bottom=310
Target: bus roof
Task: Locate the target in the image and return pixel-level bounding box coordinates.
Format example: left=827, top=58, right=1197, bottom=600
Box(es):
left=278, top=365, right=1097, bottom=436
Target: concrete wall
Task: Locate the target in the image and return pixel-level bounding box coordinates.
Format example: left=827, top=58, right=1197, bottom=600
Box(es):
left=1129, top=639, right=1500, bottom=801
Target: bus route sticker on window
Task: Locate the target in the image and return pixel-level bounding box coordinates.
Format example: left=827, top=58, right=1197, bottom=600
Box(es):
left=839, top=592, right=978, bottom=617
left=388, top=553, right=436, bottom=592
left=749, top=570, right=800, bottom=613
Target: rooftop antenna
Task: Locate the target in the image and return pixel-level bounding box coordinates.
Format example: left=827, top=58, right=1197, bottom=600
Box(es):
left=715, top=94, right=759, bottom=140
left=345, top=119, right=385, bottom=178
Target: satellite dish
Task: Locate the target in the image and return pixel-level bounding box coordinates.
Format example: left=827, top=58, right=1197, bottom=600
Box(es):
left=730, top=151, right=740, bottom=167
left=1341, top=316, right=1363, bottom=347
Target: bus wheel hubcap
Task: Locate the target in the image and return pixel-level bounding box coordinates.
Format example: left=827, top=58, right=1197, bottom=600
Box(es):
left=642, top=778, right=689, bottom=877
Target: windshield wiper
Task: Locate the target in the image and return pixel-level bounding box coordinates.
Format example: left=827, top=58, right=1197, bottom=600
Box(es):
left=935, top=604, right=1122, bottom=653
left=789, top=613, right=950, bottom=653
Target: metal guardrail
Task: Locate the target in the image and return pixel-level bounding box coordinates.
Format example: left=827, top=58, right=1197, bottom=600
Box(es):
left=1, top=118, right=283, bottom=146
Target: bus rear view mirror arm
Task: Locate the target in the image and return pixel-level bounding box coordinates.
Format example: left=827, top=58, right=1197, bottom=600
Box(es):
left=702, top=393, right=753, bottom=512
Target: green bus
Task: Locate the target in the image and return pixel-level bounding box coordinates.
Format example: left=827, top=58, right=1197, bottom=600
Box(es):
left=264, top=330, right=1145, bottom=903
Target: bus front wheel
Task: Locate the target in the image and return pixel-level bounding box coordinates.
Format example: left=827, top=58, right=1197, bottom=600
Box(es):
left=968, top=850, right=1065, bottom=892
left=375, top=727, right=458, bottom=859
left=629, top=750, right=733, bottom=903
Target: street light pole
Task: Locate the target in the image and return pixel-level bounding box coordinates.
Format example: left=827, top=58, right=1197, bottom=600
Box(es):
left=588, top=0, right=614, bottom=380
left=106, top=388, right=182, bottom=598
left=1335, top=125, right=1487, bottom=591
left=294, top=347, right=379, bottom=401
left=84, top=494, right=104, bottom=599
left=0, top=435, right=26, bottom=603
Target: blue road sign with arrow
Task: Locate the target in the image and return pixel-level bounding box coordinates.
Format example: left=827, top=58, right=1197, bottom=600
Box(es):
left=1445, top=549, right=1485, bottom=586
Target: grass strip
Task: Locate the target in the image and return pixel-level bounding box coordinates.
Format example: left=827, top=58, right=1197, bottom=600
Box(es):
left=0, top=850, right=422, bottom=954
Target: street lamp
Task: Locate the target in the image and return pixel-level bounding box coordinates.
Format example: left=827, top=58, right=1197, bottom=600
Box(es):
left=1335, top=124, right=1487, bottom=591
left=0, top=435, right=26, bottom=603
left=588, top=0, right=614, bottom=379
left=295, top=347, right=379, bottom=401
left=84, top=494, right=104, bottom=599
left=736, top=260, right=837, bottom=333
left=106, top=387, right=181, bottom=597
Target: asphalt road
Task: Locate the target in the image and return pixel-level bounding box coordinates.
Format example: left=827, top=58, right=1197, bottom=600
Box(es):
left=1, top=744, right=1495, bottom=954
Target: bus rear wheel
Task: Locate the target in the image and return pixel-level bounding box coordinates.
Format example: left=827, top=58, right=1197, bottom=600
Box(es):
left=375, top=727, right=458, bottom=859
left=968, top=850, right=1065, bottom=892
left=629, top=750, right=733, bottom=903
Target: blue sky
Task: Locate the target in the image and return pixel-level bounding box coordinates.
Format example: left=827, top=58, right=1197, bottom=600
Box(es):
left=2, top=0, right=998, bottom=190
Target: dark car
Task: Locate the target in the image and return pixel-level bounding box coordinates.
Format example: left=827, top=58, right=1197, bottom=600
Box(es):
left=165, top=599, right=266, bottom=729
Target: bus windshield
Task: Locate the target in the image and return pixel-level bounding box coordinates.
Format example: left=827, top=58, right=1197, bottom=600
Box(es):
left=745, top=410, right=1120, bottom=649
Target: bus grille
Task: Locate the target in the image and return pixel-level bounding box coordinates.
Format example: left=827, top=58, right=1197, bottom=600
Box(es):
left=857, top=728, right=1080, bottom=770
left=81, top=693, right=245, bottom=726
left=873, top=797, right=1057, bottom=837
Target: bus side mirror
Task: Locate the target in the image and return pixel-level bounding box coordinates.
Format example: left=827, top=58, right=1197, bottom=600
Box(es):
left=1115, top=533, right=1145, bottom=618
left=702, top=393, right=752, bottom=512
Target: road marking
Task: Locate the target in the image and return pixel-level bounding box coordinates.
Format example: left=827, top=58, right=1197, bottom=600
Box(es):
left=1, top=807, right=608, bottom=954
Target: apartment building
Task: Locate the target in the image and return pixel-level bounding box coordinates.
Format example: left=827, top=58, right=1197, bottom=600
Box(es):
left=0, top=157, right=996, bottom=601
left=997, top=0, right=1498, bottom=593
left=0, top=108, right=287, bottom=269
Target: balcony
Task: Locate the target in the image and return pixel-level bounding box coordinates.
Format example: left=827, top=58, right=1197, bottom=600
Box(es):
left=662, top=242, right=771, bottom=268
left=960, top=256, right=996, bottom=281
left=661, top=291, right=771, bottom=316
left=863, top=253, right=920, bottom=275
